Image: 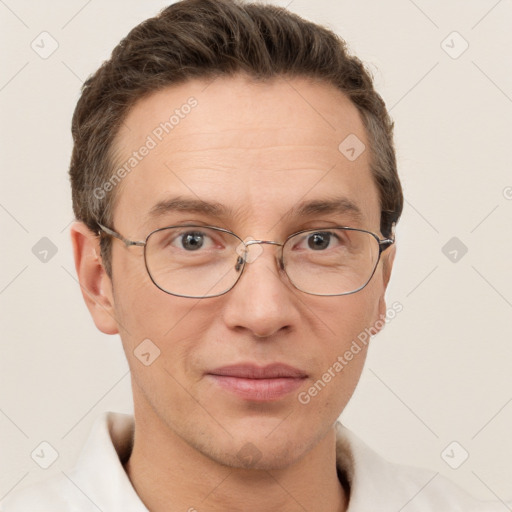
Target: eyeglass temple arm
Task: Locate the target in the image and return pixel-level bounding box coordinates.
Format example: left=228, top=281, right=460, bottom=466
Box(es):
left=379, top=222, right=396, bottom=252
left=379, top=238, right=394, bottom=252
left=97, top=223, right=145, bottom=247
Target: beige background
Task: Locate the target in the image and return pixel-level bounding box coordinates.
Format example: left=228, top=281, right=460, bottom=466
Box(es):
left=1, top=0, right=511, bottom=504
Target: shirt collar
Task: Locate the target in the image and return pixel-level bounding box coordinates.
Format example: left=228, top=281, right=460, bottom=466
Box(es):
left=73, top=412, right=361, bottom=511
left=71, top=412, right=479, bottom=512
left=69, top=412, right=147, bottom=511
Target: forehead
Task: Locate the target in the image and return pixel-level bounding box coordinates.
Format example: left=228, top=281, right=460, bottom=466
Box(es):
left=111, top=75, right=380, bottom=235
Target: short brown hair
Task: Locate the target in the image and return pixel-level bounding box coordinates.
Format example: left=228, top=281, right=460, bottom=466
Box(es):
left=69, top=0, right=403, bottom=276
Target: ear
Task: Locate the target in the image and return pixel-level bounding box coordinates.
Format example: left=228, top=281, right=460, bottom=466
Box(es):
left=381, top=243, right=396, bottom=290
left=70, top=221, right=119, bottom=335
left=375, top=243, right=397, bottom=334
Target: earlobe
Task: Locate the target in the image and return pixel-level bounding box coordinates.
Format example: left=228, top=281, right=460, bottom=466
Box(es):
left=70, top=221, right=119, bottom=335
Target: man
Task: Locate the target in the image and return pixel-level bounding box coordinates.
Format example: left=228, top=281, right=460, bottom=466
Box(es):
left=1, top=0, right=506, bottom=510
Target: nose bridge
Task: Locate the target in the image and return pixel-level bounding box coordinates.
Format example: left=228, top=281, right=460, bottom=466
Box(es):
left=244, top=239, right=283, bottom=248
left=239, top=238, right=284, bottom=267
left=224, top=237, right=296, bottom=338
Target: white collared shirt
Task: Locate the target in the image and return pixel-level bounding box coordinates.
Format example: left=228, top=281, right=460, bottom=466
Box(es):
left=1, top=412, right=507, bottom=511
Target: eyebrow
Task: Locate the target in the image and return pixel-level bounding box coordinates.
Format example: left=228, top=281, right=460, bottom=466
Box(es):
left=292, top=197, right=365, bottom=224
left=147, top=197, right=232, bottom=220
left=146, top=196, right=364, bottom=225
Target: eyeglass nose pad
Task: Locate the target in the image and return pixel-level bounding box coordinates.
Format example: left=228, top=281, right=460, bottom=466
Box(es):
left=234, top=250, right=284, bottom=272
left=234, top=241, right=249, bottom=273
left=234, top=254, right=245, bottom=272
left=235, top=237, right=265, bottom=267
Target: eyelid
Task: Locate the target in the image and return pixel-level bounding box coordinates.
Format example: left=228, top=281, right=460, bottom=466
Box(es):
left=171, top=221, right=213, bottom=229
left=289, top=226, right=348, bottom=239
left=170, top=226, right=232, bottom=248
left=290, top=220, right=356, bottom=233
left=290, top=229, right=343, bottom=249
left=154, top=223, right=355, bottom=243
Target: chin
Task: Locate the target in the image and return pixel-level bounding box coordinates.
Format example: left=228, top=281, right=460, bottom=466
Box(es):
left=193, top=418, right=325, bottom=471
left=210, top=436, right=308, bottom=471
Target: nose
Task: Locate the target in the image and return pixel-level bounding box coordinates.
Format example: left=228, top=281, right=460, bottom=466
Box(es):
left=221, top=242, right=300, bottom=338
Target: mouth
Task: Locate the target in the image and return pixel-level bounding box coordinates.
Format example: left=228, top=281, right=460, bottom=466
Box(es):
left=206, top=363, right=308, bottom=402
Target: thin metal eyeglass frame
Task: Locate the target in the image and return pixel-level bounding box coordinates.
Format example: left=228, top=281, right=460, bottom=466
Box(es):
left=97, top=223, right=395, bottom=298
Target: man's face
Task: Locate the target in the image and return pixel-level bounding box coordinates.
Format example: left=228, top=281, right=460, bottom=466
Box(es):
left=97, top=75, right=393, bottom=469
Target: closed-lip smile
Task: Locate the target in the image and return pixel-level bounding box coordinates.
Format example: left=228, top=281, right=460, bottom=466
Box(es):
left=207, top=363, right=308, bottom=401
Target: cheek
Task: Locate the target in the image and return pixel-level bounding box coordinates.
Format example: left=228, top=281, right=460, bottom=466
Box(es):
left=111, top=265, right=217, bottom=379
left=111, top=262, right=178, bottom=352
left=304, top=284, right=382, bottom=402
left=318, top=283, right=381, bottom=349
left=111, top=244, right=177, bottom=333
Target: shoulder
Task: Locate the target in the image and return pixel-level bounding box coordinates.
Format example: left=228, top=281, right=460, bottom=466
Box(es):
left=0, top=471, right=95, bottom=512
left=1, top=412, right=142, bottom=512
left=335, top=423, right=508, bottom=511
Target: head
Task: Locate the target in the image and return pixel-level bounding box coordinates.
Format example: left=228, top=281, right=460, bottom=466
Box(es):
left=70, top=0, right=402, bottom=470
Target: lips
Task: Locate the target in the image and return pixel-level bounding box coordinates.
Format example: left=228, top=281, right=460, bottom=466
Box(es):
left=209, top=363, right=307, bottom=379
left=207, top=363, right=307, bottom=401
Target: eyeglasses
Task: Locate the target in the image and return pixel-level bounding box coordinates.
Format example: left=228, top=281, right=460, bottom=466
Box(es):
left=98, top=223, right=394, bottom=298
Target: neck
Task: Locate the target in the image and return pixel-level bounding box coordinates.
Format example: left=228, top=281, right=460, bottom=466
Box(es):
left=124, top=399, right=348, bottom=512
